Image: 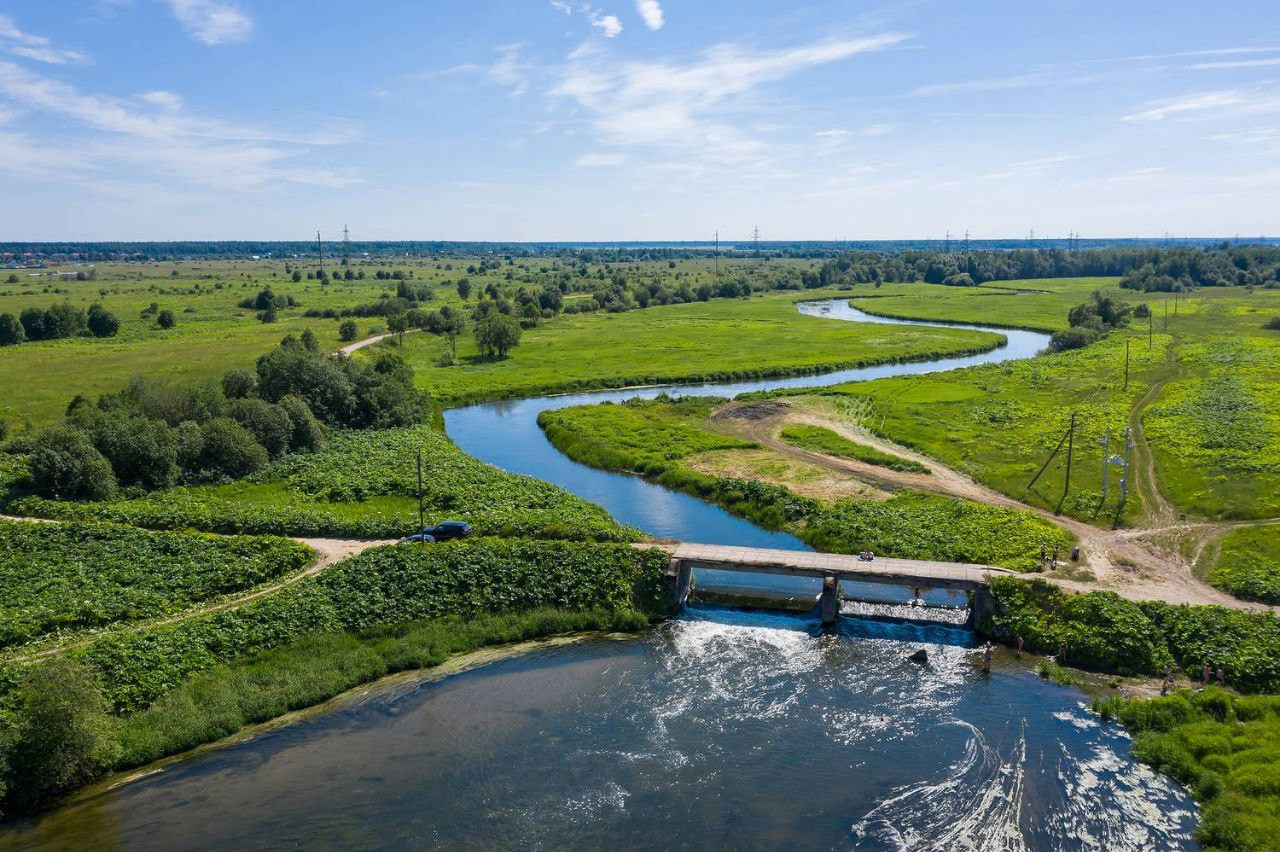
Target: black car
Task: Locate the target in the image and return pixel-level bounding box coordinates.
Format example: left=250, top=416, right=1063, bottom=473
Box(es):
left=425, top=520, right=474, bottom=540
left=401, top=531, right=436, bottom=544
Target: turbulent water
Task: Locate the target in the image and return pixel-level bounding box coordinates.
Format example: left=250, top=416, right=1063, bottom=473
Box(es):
left=1, top=300, right=1200, bottom=849
left=4, top=608, right=1197, bottom=850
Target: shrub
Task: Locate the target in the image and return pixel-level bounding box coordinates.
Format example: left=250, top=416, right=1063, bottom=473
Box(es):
left=1047, top=326, right=1102, bottom=352
left=221, top=367, right=258, bottom=400
left=86, top=304, right=119, bottom=338
left=197, top=418, right=269, bottom=479
left=28, top=427, right=119, bottom=501
left=277, top=394, right=325, bottom=452
left=2, top=658, right=120, bottom=810
left=229, top=398, right=292, bottom=458
left=1263, top=317, right=1280, bottom=331
left=338, top=319, right=358, bottom=341
left=156, top=309, right=176, bottom=329
left=0, top=313, right=24, bottom=346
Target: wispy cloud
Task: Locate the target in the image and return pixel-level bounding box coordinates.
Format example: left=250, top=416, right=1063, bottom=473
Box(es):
left=0, top=60, right=358, bottom=190
left=489, top=44, right=531, bottom=96
left=1123, top=90, right=1250, bottom=121
left=636, top=0, right=664, bottom=31
left=1190, top=57, right=1280, bottom=70
left=592, top=14, right=622, bottom=38
left=980, top=154, right=1080, bottom=181
left=166, top=0, right=254, bottom=46
left=911, top=72, right=1058, bottom=97
left=815, top=124, right=893, bottom=139
left=0, top=14, right=88, bottom=64
left=575, top=152, right=627, bottom=166
left=551, top=33, right=908, bottom=171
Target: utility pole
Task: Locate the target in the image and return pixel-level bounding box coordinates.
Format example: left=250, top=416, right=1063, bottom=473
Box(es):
left=1099, top=429, right=1111, bottom=504
left=1116, top=427, right=1134, bottom=523
left=1124, top=338, right=1131, bottom=390
left=1060, top=411, right=1076, bottom=514
left=316, top=231, right=323, bottom=272
left=416, top=449, right=425, bottom=538
left=714, top=229, right=720, bottom=278
left=1164, top=298, right=1169, bottom=331
left=342, top=224, right=351, bottom=267
left=1149, top=307, right=1153, bottom=348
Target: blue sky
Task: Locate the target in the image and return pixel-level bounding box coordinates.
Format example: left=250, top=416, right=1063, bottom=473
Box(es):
left=2, top=1, right=1279, bottom=241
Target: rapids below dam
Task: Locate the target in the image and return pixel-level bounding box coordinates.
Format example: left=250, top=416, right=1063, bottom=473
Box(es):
left=1, top=300, right=1201, bottom=850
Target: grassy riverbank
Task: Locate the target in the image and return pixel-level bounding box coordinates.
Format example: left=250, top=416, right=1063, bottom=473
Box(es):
left=1094, top=689, right=1280, bottom=849
left=538, top=396, right=1071, bottom=569
left=0, top=539, right=670, bottom=813
left=393, top=288, right=1004, bottom=405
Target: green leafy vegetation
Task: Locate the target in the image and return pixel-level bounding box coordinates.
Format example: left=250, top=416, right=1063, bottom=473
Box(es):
left=8, top=424, right=636, bottom=542
left=0, top=519, right=312, bottom=649
left=779, top=424, right=929, bottom=473
left=984, top=576, right=1280, bottom=692
left=1094, top=688, right=1280, bottom=850
left=1208, top=525, right=1280, bottom=604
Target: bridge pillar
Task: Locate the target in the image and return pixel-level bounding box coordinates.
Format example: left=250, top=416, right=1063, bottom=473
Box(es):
left=664, top=558, right=693, bottom=612
left=819, top=574, right=841, bottom=626
left=966, top=586, right=996, bottom=631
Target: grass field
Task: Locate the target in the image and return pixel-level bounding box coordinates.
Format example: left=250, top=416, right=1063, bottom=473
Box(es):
left=779, top=423, right=930, bottom=473
left=849, top=277, right=1124, bottom=332
left=390, top=288, right=1004, bottom=404
left=1207, top=524, right=1280, bottom=604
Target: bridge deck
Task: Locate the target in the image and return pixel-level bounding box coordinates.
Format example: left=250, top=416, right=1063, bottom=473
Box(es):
left=656, top=542, right=1013, bottom=590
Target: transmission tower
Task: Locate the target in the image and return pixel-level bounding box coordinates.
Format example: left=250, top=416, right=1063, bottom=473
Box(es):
left=752, top=225, right=761, bottom=256
left=962, top=229, right=970, bottom=253
left=944, top=230, right=952, bottom=253
left=342, top=224, right=351, bottom=267
left=714, top=229, right=720, bottom=278
left=316, top=231, right=323, bottom=271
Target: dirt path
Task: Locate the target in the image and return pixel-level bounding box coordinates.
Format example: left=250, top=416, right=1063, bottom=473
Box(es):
left=336, top=327, right=420, bottom=356
left=1128, top=339, right=1183, bottom=527
left=2, top=517, right=396, bottom=664
left=715, top=406, right=1279, bottom=613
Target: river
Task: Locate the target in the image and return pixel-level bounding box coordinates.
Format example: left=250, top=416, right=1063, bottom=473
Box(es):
left=1, top=301, right=1200, bottom=850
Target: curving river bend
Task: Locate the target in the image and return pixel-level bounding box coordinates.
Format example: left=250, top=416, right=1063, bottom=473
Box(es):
left=2, top=302, right=1199, bottom=850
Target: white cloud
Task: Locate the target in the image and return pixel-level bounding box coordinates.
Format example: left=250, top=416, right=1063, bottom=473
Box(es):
left=550, top=33, right=907, bottom=170
left=911, top=73, right=1053, bottom=97
left=0, top=14, right=88, bottom=64
left=592, top=14, right=622, bottom=38
left=635, top=0, right=664, bottom=31
left=489, top=44, right=530, bottom=96
left=815, top=124, right=893, bottom=139
left=1190, top=57, right=1280, bottom=70
left=166, top=0, right=254, bottom=46
left=550, top=1, right=573, bottom=14
left=575, top=152, right=626, bottom=166
left=141, top=90, right=184, bottom=110
left=1123, top=90, right=1249, bottom=121
left=0, top=60, right=357, bottom=191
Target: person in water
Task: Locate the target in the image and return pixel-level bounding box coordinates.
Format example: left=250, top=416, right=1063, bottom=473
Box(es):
left=983, top=644, right=994, bottom=671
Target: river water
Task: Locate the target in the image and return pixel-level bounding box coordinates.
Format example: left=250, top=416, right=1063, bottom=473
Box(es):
left=1, top=301, right=1200, bottom=850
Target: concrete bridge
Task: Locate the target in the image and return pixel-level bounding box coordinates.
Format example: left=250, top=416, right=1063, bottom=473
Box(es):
left=648, top=542, right=1013, bottom=629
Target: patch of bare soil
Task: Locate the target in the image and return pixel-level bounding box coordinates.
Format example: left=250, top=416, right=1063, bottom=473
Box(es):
left=684, top=448, right=889, bottom=503
left=710, top=400, right=790, bottom=422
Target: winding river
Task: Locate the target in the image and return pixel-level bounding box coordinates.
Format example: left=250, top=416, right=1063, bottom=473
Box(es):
left=2, top=301, right=1200, bottom=850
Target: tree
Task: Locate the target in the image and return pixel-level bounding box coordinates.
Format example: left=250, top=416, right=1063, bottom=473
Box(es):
left=229, top=398, right=293, bottom=458
left=197, top=418, right=269, bottom=478
left=4, top=658, right=120, bottom=810
left=19, top=307, right=46, bottom=341
left=73, top=409, right=178, bottom=490
left=291, top=270, right=302, bottom=282
left=277, top=394, right=325, bottom=452
left=1068, top=290, right=1133, bottom=331
left=221, top=367, right=258, bottom=399
left=338, top=319, right=359, bottom=342
left=28, top=427, right=119, bottom=501
left=387, top=312, right=409, bottom=346
left=300, top=328, right=319, bottom=352
left=156, top=309, right=176, bottom=329
left=456, top=279, right=472, bottom=300
left=473, top=312, right=522, bottom=358
left=258, top=306, right=277, bottom=323
left=5, top=273, right=17, bottom=283
left=0, top=313, right=24, bottom=346
left=86, top=304, right=120, bottom=338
